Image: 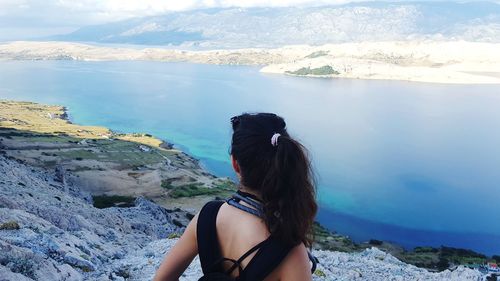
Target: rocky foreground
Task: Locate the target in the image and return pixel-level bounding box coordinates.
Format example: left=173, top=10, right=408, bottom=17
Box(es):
left=0, top=154, right=484, bottom=280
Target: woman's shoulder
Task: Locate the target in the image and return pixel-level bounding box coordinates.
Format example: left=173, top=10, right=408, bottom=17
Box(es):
left=274, top=244, right=312, bottom=281
left=197, top=200, right=226, bottom=223
left=217, top=201, right=268, bottom=233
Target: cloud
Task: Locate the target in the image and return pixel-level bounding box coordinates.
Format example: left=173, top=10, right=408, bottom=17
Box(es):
left=0, top=0, right=402, bottom=26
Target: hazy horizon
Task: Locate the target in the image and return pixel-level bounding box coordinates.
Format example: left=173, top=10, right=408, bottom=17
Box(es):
left=1, top=0, right=499, bottom=44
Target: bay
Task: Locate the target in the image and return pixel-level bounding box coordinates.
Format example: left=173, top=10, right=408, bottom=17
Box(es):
left=1, top=60, right=499, bottom=255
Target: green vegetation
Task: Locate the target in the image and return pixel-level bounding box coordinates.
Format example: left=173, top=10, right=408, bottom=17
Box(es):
left=0, top=221, right=20, bottom=230
left=92, top=195, right=135, bottom=209
left=161, top=180, right=175, bottom=189
left=305, top=50, right=329, bottom=59
left=312, top=222, right=358, bottom=252
left=312, top=222, right=497, bottom=272
left=286, top=65, right=340, bottom=76
left=168, top=233, right=181, bottom=239
left=399, top=250, right=441, bottom=270
left=397, top=246, right=490, bottom=271
left=414, top=246, right=439, bottom=253
left=5, top=133, right=177, bottom=170
left=314, top=269, right=326, bottom=277
left=165, top=179, right=237, bottom=199
left=369, top=239, right=383, bottom=246
left=213, top=179, right=237, bottom=190
left=313, top=221, right=331, bottom=238
left=0, top=100, right=180, bottom=171
left=168, top=184, right=221, bottom=198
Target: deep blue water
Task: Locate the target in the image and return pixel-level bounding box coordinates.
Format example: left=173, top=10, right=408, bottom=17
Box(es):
left=1, top=60, right=499, bottom=255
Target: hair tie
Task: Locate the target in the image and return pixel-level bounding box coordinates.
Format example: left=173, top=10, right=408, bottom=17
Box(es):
left=271, top=133, right=281, bottom=147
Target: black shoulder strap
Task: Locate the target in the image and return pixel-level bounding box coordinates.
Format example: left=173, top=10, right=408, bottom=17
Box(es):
left=197, top=200, right=225, bottom=274
left=197, top=200, right=293, bottom=280
left=238, top=238, right=292, bottom=281
left=225, top=239, right=268, bottom=275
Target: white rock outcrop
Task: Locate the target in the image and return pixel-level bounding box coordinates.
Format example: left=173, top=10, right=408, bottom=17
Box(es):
left=0, top=156, right=181, bottom=280
left=0, top=156, right=483, bottom=280
left=114, top=239, right=483, bottom=281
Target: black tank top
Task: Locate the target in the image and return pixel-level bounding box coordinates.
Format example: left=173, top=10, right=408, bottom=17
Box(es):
left=196, top=200, right=291, bottom=280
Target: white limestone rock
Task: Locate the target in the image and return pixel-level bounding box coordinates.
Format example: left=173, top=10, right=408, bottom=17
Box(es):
left=0, top=156, right=485, bottom=281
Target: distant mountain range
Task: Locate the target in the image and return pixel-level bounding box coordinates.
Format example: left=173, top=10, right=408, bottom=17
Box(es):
left=47, top=1, right=500, bottom=48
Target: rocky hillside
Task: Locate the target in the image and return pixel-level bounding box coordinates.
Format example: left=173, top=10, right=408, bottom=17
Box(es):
left=124, top=239, right=484, bottom=281
left=0, top=100, right=234, bottom=213
left=0, top=154, right=484, bottom=280
left=0, top=154, right=184, bottom=280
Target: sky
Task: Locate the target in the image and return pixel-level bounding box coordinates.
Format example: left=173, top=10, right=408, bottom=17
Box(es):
left=0, top=0, right=497, bottom=41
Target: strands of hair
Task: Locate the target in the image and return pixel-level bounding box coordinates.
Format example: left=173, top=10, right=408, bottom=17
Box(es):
left=230, top=113, right=317, bottom=247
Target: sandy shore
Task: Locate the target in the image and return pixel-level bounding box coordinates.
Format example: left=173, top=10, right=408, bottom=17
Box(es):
left=1, top=40, right=499, bottom=84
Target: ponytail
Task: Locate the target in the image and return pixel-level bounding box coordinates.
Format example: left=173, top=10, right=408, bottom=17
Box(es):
left=230, top=113, right=317, bottom=247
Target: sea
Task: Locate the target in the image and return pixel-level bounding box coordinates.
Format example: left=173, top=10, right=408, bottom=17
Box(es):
left=1, top=60, right=499, bottom=255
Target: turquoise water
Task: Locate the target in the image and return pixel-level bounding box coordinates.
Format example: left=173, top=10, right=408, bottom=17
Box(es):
left=1, top=60, right=499, bottom=255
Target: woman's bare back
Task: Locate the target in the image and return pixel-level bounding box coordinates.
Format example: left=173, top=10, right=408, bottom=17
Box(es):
left=214, top=202, right=311, bottom=281
left=216, top=202, right=273, bottom=278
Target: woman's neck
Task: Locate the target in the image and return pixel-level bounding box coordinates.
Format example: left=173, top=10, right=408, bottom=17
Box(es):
left=238, top=185, right=262, bottom=201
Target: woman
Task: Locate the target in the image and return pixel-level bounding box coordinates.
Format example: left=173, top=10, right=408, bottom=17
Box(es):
left=154, top=113, right=317, bottom=281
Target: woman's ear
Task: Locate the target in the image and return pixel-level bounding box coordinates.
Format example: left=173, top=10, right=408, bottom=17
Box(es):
left=231, top=155, right=241, bottom=175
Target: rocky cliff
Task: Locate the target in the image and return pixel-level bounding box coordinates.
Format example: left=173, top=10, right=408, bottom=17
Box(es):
left=0, top=155, right=484, bottom=280
left=0, top=155, right=182, bottom=280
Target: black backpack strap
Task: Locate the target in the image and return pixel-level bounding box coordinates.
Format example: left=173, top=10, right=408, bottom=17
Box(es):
left=197, top=200, right=225, bottom=274
left=308, top=250, right=318, bottom=273
left=224, top=239, right=268, bottom=275
left=238, top=238, right=292, bottom=281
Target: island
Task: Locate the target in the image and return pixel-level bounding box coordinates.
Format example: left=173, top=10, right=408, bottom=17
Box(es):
left=1, top=40, right=500, bottom=84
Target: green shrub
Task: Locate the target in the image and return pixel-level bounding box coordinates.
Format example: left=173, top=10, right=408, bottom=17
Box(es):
left=314, top=269, right=326, bottom=277
left=436, top=258, right=450, bottom=271
left=168, top=233, right=181, bottom=239
left=286, top=65, right=340, bottom=76
left=305, top=51, right=329, bottom=59
left=169, top=184, right=220, bottom=198
left=168, top=181, right=236, bottom=199
left=414, top=247, right=439, bottom=253
left=92, top=195, right=135, bottom=209
left=0, top=221, right=20, bottom=230
left=213, top=180, right=237, bottom=191
left=161, top=180, right=175, bottom=189
left=312, top=221, right=331, bottom=238
left=369, top=239, right=383, bottom=246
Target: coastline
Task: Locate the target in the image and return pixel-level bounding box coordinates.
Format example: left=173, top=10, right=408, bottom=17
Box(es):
left=1, top=40, right=500, bottom=84
left=0, top=99, right=498, bottom=275
left=0, top=99, right=233, bottom=213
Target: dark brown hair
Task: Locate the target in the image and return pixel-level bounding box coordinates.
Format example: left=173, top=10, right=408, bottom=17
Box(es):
left=230, top=113, right=317, bottom=247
